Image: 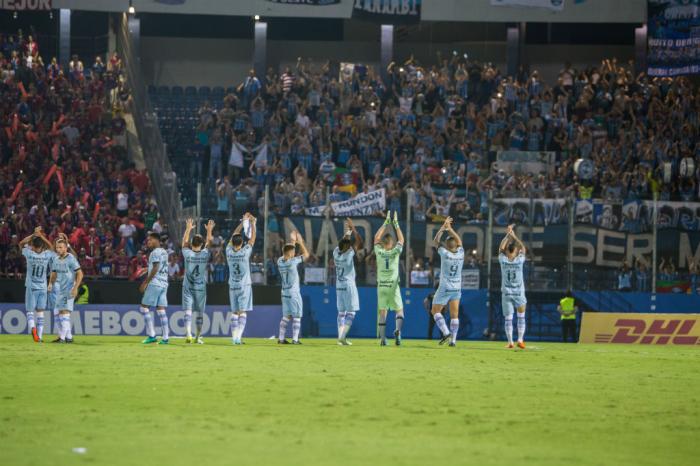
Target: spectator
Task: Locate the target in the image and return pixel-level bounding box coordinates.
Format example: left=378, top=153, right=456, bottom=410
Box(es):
left=618, top=261, right=632, bottom=291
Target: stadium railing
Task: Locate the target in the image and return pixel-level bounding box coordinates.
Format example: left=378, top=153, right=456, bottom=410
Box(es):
left=116, top=13, right=185, bottom=242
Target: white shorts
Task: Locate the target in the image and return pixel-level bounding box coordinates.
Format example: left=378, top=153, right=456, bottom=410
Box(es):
left=336, top=285, right=359, bottom=313
left=229, top=286, right=253, bottom=312
left=282, top=293, right=303, bottom=318
left=433, top=288, right=461, bottom=306
left=25, top=288, right=47, bottom=312
left=56, top=293, right=75, bottom=312
left=183, top=286, right=207, bottom=313
left=502, top=294, right=527, bottom=317
left=142, top=285, right=168, bottom=308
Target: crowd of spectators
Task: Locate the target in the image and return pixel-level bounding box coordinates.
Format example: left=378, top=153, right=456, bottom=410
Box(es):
left=170, top=53, right=699, bottom=288
left=187, top=54, right=699, bottom=230
left=0, top=29, right=163, bottom=279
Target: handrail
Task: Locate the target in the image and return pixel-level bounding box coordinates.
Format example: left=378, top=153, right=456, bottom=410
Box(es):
left=116, top=14, right=184, bottom=242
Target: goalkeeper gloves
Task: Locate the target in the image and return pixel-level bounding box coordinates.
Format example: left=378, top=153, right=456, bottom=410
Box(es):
left=392, top=210, right=399, bottom=228
left=384, top=211, right=392, bottom=225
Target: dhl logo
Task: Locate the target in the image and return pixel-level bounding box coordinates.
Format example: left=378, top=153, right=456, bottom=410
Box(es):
left=595, top=319, right=699, bottom=345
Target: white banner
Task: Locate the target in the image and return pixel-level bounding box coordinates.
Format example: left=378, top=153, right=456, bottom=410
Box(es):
left=462, top=269, right=480, bottom=290
left=304, top=267, right=327, bottom=284
left=490, top=0, right=565, bottom=11
left=410, top=270, right=431, bottom=286
left=305, top=188, right=386, bottom=217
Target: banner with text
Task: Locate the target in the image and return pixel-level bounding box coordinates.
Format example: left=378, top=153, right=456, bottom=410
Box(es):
left=1, top=0, right=52, bottom=10
left=647, top=0, right=700, bottom=77
left=580, top=312, right=700, bottom=345
left=575, top=199, right=700, bottom=232
left=352, top=0, right=421, bottom=24
left=282, top=216, right=700, bottom=269
left=305, top=188, right=385, bottom=217
left=490, top=0, right=565, bottom=11
left=0, top=304, right=282, bottom=337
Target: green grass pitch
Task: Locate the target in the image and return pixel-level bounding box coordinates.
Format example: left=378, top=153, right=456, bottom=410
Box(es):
left=1, top=335, right=698, bottom=466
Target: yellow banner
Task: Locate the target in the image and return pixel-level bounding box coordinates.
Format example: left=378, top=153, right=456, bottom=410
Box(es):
left=579, top=312, right=700, bottom=346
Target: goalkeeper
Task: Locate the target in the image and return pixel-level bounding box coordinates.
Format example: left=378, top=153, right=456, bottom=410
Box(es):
left=373, top=211, right=405, bottom=346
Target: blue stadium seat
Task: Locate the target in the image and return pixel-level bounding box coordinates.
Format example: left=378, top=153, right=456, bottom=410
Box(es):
left=199, top=86, right=211, bottom=97
left=171, top=86, right=183, bottom=96
left=157, top=85, right=170, bottom=96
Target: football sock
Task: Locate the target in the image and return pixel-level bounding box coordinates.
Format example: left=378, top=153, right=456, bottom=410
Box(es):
left=337, top=312, right=346, bottom=338
left=395, top=315, right=404, bottom=334
left=36, top=312, right=44, bottom=340
left=292, top=317, right=301, bottom=342
left=237, top=313, right=247, bottom=340
left=505, top=316, right=514, bottom=345
left=230, top=314, right=239, bottom=339
left=279, top=316, right=290, bottom=340
left=184, top=310, right=193, bottom=337
left=450, top=319, right=459, bottom=344
left=517, top=312, right=526, bottom=342
left=65, top=314, right=73, bottom=340
left=378, top=314, right=387, bottom=340
left=59, top=315, right=70, bottom=340
left=26, top=310, right=35, bottom=331
left=157, top=309, right=169, bottom=340
left=340, top=312, right=355, bottom=340
left=141, top=307, right=155, bottom=338
left=433, top=313, right=449, bottom=336
left=195, top=313, right=203, bottom=337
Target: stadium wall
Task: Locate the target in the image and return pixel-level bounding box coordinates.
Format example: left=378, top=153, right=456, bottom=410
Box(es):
left=140, top=36, right=632, bottom=86
left=53, top=0, right=646, bottom=23
left=3, top=282, right=698, bottom=339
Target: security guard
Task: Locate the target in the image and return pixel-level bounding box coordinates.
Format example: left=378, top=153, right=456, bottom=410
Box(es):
left=75, top=282, right=89, bottom=305
left=557, top=290, right=578, bottom=342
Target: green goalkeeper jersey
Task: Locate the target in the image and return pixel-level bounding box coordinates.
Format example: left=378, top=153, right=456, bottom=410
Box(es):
left=374, top=243, right=403, bottom=289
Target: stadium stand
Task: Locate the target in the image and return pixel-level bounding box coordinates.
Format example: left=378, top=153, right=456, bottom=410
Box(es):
left=0, top=29, right=161, bottom=279
left=149, top=56, right=699, bottom=288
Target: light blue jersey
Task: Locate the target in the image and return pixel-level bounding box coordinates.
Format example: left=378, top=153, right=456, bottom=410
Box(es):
left=499, top=252, right=526, bottom=297
left=438, top=246, right=465, bottom=292
left=278, top=256, right=303, bottom=293
left=433, top=246, right=465, bottom=306
left=22, top=247, right=54, bottom=291
left=333, top=247, right=359, bottom=312
left=278, top=256, right=304, bottom=317
left=52, top=253, right=81, bottom=312
left=333, top=247, right=356, bottom=288
left=182, top=248, right=210, bottom=291
left=226, top=244, right=253, bottom=287
left=52, top=253, right=81, bottom=292
left=147, top=247, right=170, bottom=289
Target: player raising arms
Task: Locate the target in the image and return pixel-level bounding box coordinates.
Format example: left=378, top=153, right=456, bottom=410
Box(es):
left=499, top=224, right=528, bottom=349
left=333, top=218, right=363, bottom=346
left=226, top=213, right=256, bottom=345
left=139, top=232, right=171, bottom=344
left=19, top=227, right=55, bottom=342
left=182, top=218, right=215, bottom=344
left=374, top=211, right=405, bottom=346
left=48, top=237, right=83, bottom=343
left=431, top=217, right=464, bottom=347
left=277, top=230, right=310, bottom=344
